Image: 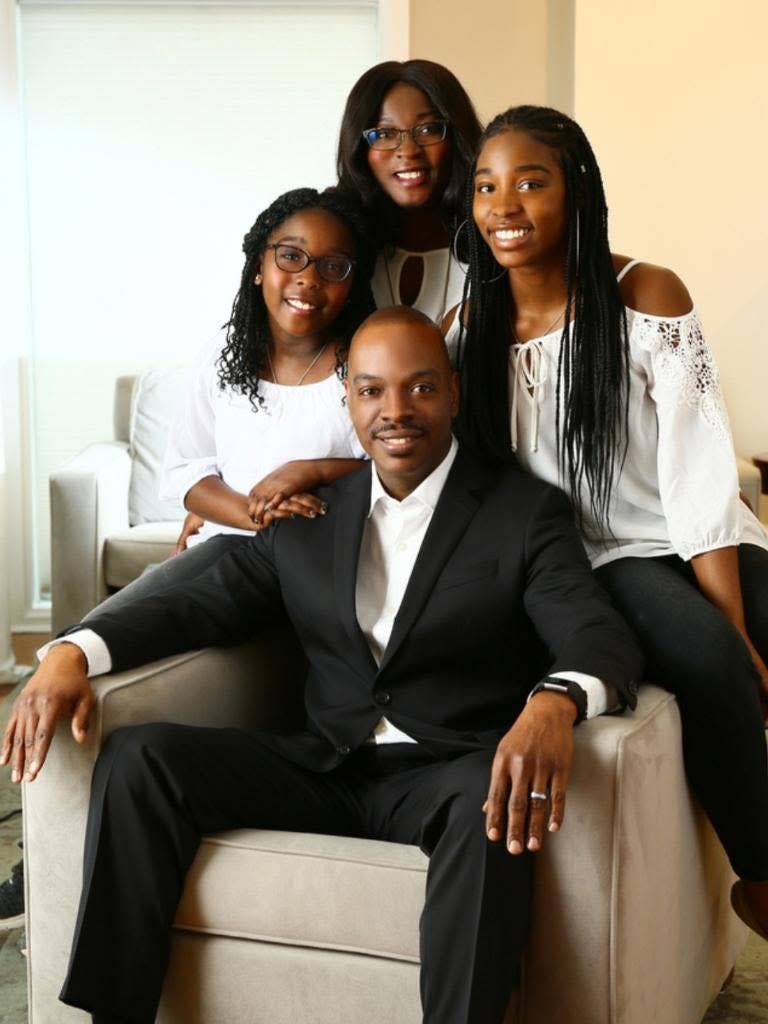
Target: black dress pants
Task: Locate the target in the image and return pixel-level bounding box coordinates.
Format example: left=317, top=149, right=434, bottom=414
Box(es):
left=595, top=543, right=768, bottom=880
left=60, top=725, right=533, bottom=1024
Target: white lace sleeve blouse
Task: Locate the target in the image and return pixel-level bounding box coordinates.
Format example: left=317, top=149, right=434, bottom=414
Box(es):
left=507, top=309, right=765, bottom=569
left=161, top=335, right=366, bottom=545
left=503, top=306, right=768, bottom=567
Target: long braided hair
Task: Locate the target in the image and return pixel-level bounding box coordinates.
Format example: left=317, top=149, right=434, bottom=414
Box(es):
left=336, top=60, right=482, bottom=251
left=457, top=105, right=629, bottom=532
left=217, top=187, right=376, bottom=410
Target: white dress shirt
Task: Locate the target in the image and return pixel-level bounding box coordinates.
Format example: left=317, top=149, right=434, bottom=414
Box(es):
left=40, top=439, right=610, bottom=727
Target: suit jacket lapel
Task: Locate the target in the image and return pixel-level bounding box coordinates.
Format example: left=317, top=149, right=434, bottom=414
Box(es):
left=333, top=466, right=379, bottom=672
left=378, top=450, right=488, bottom=675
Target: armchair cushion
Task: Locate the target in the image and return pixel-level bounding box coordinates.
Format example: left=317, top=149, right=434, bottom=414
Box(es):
left=128, top=366, right=188, bottom=526
left=103, top=522, right=185, bottom=589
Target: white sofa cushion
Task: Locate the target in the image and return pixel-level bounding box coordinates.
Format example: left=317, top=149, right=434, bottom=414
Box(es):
left=129, top=367, right=189, bottom=526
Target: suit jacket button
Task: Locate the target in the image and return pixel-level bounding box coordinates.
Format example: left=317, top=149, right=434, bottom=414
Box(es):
left=337, top=745, right=351, bottom=756
left=374, top=690, right=391, bottom=706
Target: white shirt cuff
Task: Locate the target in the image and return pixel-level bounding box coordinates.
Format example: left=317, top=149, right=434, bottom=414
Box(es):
left=38, top=630, right=113, bottom=678
left=548, top=671, right=616, bottom=720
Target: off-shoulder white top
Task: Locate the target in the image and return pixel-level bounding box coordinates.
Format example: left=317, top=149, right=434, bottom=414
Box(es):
left=445, top=273, right=768, bottom=567
left=161, top=336, right=365, bottom=545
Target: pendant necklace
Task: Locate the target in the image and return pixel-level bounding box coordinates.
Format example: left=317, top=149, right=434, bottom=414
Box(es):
left=512, top=306, right=567, bottom=345
left=267, top=343, right=329, bottom=386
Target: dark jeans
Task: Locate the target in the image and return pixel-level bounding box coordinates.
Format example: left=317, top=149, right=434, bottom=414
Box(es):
left=62, top=727, right=532, bottom=1024
left=595, top=543, right=768, bottom=880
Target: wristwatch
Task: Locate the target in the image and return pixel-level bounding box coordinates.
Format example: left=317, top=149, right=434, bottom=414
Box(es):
left=526, top=676, right=588, bottom=724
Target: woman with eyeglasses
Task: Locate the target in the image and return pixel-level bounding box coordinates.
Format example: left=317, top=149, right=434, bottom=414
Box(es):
left=337, top=59, right=482, bottom=324
left=83, top=186, right=376, bottom=616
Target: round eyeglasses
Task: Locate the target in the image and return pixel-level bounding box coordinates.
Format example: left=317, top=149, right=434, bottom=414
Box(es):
left=361, top=120, right=448, bottom=151
left=266, top=244, right=355, bottom=283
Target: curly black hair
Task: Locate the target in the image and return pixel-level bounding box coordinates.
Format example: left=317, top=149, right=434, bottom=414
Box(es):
left=216, top=187, right=376, bottom=410
left=457, top=105, right=629, bottom=533
left=336, top=60, right=482, bottom=249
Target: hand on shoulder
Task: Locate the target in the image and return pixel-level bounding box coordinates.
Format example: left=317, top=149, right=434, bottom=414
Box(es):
left=613, top=255, right=693, bottom=318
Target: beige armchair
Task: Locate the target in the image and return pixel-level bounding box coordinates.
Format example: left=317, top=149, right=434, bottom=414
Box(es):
left=23, top=631, right=746, bottom=1024
left=49, top=369, right=187, bottom=635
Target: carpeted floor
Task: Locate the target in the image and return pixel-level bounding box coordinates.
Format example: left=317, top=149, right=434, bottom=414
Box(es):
left=0, top=757, right=25, bottom=1024
left=0, top=691, right=765, bottom=1022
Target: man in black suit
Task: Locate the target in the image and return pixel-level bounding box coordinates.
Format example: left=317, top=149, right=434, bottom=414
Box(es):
left=3, top=307, right=642, bottom=1024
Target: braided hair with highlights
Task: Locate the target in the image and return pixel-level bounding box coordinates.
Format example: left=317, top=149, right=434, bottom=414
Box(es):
left=217, top=187, right=376, bottom=410
left=457, top=105, right=629, bottom=532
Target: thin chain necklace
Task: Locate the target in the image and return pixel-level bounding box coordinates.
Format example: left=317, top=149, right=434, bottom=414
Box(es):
left=267, top=343, right=328, bottom=386
left=384, top=248, right=452, bottom=321
left=512, top=306, right=567, bottom=345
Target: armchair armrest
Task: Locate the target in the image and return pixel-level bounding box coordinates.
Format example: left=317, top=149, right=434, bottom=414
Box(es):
left=24, top=630, right=307, bottom=1024
left=50, top=441, right=131, bottom=634
left=737, top=456, right=761, bottom=513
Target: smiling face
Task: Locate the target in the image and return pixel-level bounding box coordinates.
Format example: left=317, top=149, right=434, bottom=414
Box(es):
left=366, top=82, right=452, bottom=211
left=472, top=129, right=568, bottom=271
left=259, top=208, right=356, bottom=348
left=345, top=310, right=459, bottom=499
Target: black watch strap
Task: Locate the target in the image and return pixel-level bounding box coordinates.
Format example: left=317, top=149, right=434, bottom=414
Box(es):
left=527, top=675, right=588, bottom=724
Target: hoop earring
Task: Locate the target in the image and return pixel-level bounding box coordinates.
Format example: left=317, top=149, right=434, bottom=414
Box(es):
left=483, top=262, right=507, bottom=284
left=574, top=209, right=581, bottom=266
left=450, top=219, right=471, bottom=271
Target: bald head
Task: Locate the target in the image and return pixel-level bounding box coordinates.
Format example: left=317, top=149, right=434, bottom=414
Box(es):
left=344, top=305, right=459, bottom=500
left=349, top=305, right=452, bottom=375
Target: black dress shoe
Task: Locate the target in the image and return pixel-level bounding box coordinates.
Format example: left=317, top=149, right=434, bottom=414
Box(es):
left=0, top=859, right=24, bottom=930
left=731, top=880, right=768, bottom=942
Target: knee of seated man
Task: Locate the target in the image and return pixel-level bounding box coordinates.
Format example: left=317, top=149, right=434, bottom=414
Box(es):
left=97, top=723, right=191, bottom=786
left=425, top=752, right=494, bottom=844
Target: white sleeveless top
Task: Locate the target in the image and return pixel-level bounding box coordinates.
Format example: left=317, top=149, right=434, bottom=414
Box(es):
left=444, top=261, right=768, bottom=567
left=371, top=246, right=466, bottom=323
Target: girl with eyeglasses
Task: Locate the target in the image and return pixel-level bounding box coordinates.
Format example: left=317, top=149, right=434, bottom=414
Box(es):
left=337, top=59, right=482, bottom=324
left=449, top=104, right=768, bottom=941
left=84, top=186, right=375, bottom=616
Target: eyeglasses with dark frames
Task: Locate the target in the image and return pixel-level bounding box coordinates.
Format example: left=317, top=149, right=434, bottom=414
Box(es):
left=266, top=244, right=355, bottom=283
left=361, top=120, right=449, bottom=151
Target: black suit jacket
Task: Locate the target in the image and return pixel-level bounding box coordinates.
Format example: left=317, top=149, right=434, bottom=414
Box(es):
left=85, top=449, right=643, bottom=770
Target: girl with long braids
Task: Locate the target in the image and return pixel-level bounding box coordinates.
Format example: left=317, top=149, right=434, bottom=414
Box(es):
left=448, top=104, right=768, bottom=941
left=336, top=58, right=482, bottom=322
left=86, top=186, right=376, bottom=614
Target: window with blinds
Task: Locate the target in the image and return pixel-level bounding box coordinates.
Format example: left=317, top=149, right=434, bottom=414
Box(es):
left=16, top=0, right=379, bottom=599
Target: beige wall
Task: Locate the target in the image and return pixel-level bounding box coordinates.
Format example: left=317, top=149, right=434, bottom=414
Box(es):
left=573, top=0, right=767, bottom=456
left=409, top=0, right=574, bottom=121
left=408, top=0, right=767, bottom=457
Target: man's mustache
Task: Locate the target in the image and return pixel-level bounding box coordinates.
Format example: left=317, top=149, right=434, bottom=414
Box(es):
left=370, top=419, right=427, bottom=440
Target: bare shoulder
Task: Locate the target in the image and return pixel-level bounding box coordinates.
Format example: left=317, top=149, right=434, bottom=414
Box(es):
left=612, top=254, right=693, bottom=318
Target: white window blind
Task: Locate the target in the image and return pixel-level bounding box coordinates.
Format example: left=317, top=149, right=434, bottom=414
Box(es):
left=17, top=1, right=379, bottom=599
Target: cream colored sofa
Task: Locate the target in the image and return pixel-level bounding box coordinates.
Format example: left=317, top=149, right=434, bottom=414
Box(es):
left=23, top=632, right=746, bottom=1024
left=49, top=369, right=187, bottom=635
left=49, top=369, right=764, bottom=637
